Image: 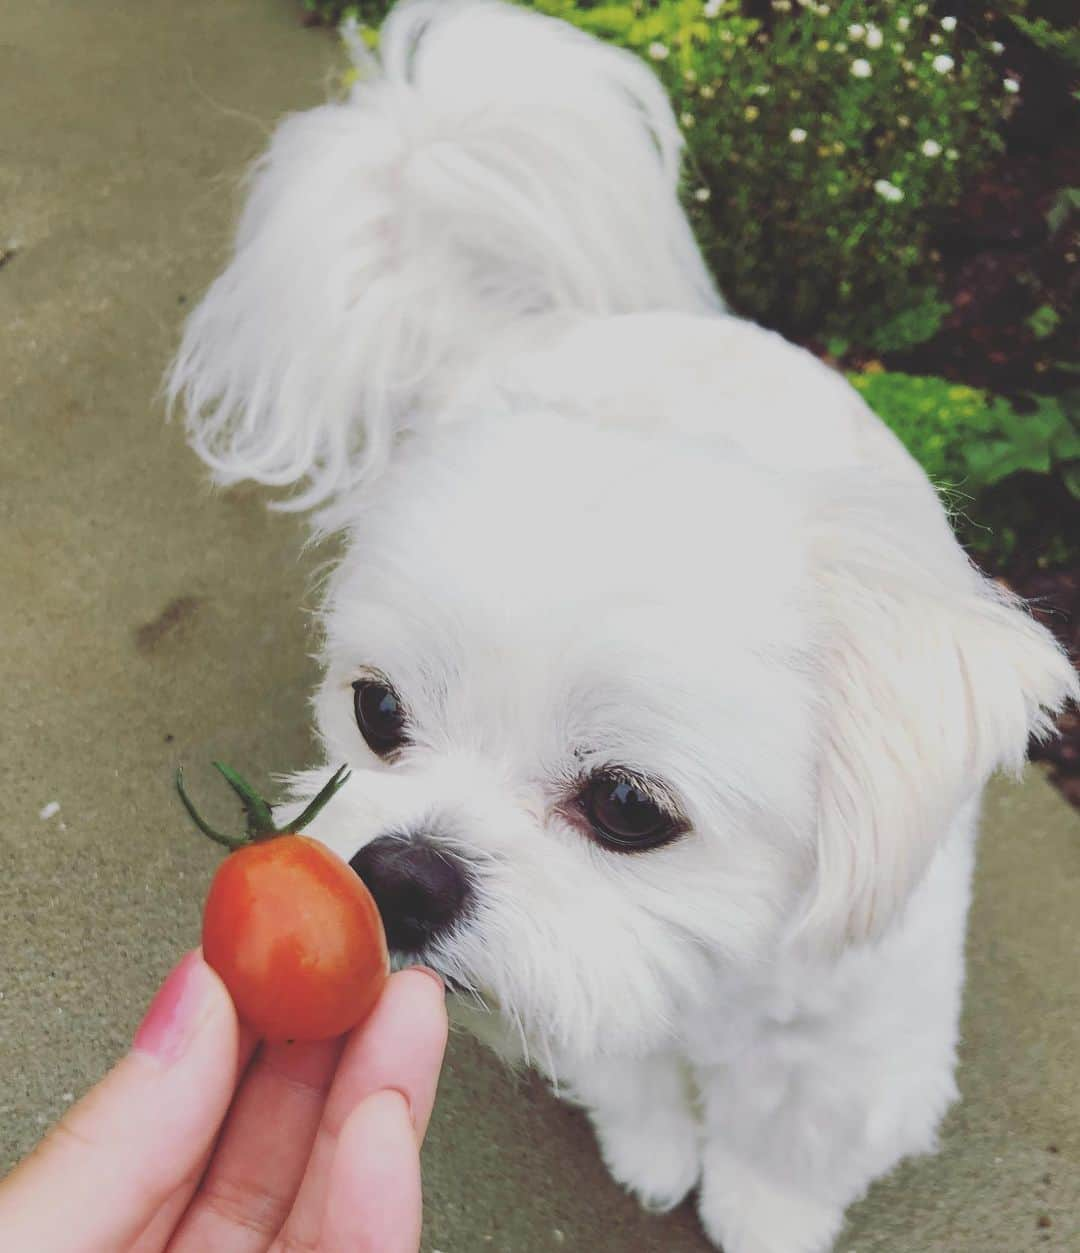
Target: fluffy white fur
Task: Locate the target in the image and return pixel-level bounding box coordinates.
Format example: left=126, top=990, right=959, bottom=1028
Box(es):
left=168, top=3, right=1078, bottom=1249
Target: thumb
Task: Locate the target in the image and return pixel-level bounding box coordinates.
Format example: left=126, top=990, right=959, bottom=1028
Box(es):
left=0, top=950, right=241, bottom=1253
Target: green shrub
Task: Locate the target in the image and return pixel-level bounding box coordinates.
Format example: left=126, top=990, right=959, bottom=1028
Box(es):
left=849, top=370, right=1080, bottom=560
left=316, top=2, right=1015, bottom=350
left=531, top=1, right=1011, bottom=351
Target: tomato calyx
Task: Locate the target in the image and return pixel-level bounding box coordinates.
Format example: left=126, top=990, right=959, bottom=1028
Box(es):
left=176, top=762, right=351, bottom=850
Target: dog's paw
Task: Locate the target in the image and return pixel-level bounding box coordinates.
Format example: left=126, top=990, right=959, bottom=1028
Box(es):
left=698, top=1147, right=844, bottom=1253
left=593, top=1115, right=701, bottom=1213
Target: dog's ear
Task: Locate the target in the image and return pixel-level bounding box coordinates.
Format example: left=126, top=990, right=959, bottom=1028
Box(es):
left=798, top=472, right=1076, bottom=952
left=166, top=2, right=719, bottom=523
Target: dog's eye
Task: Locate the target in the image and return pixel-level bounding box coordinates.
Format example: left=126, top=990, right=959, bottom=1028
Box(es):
left=581, top=771, right=681, bottom=852
left=353, top=678, right=409, bottom=755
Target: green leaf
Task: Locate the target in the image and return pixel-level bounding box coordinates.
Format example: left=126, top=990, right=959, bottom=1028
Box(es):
left=578, top=5, right=636, bottom=36
left=862, top=294, right=951, bottom=354
left=1025, top=304, right=1061, bottom=340
left=1046, top=188, right=1080, bottom=235
left=1009, top=15, right=1080, bottom=71
left=964, top=440, right=1052, bottom=484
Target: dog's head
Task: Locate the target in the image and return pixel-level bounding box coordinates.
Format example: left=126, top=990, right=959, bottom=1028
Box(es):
left=280, top=410, right=1075, bottom=1061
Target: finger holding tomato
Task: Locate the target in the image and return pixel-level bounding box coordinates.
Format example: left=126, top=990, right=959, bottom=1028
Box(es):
left=0, top=754, right=447, bottom=1253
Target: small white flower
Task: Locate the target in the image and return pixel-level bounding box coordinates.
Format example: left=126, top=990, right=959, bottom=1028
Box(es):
left=789, top=126, right=808, bottom=143
left=744, top=104, right=760, bottom=121
left=1003, top=77, right=1020, bottom=93
left=930, top=32, right=943, bottom=45
left=865, top=26, right=883, bottom=49
left=897, top=15, right=910, bottom=32
left=897, top=114, right=911, bottom=128
left=932, top=53, right=955, bottom=73
left=990, top=40, right=1004, bottom=54
left=941, top=15, right=957, bottom=32
left=680, top=111, right=696, bottom=127
left=946, top=147, right=959, bottom=159
left=694, top=187, right=712, bottom=202
left=914, top=3, right=928, bottom=14
left=816, top=4, right=831, bottom=15
left=921, top=139, right=942, bottom=157
left=703, top=0, right=723, bottom=17
left=848, top=23, right=865, bottom=40
left=648, top=41, right=670, bottom=60
left=851, top=58, right=872, bottom=78
left=700, top=84, right=715, bottom=99
left=874, top=178, right=905, bottom=203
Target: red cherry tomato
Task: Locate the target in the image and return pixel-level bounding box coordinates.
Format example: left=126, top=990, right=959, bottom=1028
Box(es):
left=178, top=763, right=389, bottom=1042
left=202, top=834, right=388, bottom=1042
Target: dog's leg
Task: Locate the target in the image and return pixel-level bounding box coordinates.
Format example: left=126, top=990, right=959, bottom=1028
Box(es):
left=697, top=1139, right=846, bottom=1253
left=692, top=816, right=975, bottom=1253
left=561, top=1051, right=702, bottom=1213
left=692, top=1004, right=961, bottom=1253
left=693, top=977, right=962, bottom=1250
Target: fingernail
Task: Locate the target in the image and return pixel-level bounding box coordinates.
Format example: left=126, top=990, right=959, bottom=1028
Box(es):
left=132, top=950, right=209, bottom=1063
left=411, top=966, right=445, bottom=993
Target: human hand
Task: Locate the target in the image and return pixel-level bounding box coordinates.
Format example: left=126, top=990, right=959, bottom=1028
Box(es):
left=0, top=951, right=448, bottom=1252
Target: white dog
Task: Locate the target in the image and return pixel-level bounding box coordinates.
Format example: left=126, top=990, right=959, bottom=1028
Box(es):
left=168, top=4, right=1077, bottom=1249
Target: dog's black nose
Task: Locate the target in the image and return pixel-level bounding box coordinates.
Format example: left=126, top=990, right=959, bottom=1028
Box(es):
left=349, top=835, right=469, bottom=952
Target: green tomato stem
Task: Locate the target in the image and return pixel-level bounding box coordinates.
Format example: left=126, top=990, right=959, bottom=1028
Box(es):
left=212, top=761, right=276, bottom=836
left=175, top=762, right=352, bottom=851
left=287, top=763, right=352, bottom=832
left=175, top=767, right=251, bottom=851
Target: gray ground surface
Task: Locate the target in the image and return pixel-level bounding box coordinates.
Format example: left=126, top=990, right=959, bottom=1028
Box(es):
left=2, top=3, right=1078, bottom=1250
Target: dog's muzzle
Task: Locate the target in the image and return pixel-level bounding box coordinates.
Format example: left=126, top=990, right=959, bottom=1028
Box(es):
left=350, top=835, right=470, bottom=953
